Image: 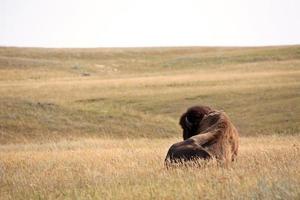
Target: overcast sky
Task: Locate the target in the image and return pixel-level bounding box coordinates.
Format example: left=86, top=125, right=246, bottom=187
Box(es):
left=1, top=0, right=300, bottom=47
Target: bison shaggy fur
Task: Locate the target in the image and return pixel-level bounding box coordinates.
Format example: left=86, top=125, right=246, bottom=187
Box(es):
left=165, top=108, right=239, bottom=166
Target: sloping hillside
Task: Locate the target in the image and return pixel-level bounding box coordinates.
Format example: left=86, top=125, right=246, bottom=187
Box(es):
left=0, top=46, right=299, bottom=143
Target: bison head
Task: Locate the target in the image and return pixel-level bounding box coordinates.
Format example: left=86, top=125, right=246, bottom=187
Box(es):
left=179, top=105, right=213, bottom=140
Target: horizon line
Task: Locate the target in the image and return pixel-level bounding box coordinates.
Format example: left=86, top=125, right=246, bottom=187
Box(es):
left=0, top=43, right=300, bottom=49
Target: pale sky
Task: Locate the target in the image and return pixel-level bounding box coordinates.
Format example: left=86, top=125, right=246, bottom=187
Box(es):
left=1, top=0, right=300, bottom=47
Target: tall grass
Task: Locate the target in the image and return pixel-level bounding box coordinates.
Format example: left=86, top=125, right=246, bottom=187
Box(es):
left=0, top=46, right=299, bottom=199
left=1, top=136, right=300, bottom=199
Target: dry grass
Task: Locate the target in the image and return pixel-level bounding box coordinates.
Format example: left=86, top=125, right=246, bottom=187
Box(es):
left=1, top=136, right=300, bottom=199
left=0, top=46, right=300, bottom=143
left=0, top=46, right=299, bottom=199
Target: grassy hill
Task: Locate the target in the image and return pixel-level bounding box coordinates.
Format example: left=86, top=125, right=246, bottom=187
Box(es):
left=0, top=46, right=299, bottom=143
left=1, top=46, right=300, bottom=200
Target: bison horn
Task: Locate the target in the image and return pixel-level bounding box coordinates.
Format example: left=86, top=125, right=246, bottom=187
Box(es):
left=185, top=116, right=193, bottom=128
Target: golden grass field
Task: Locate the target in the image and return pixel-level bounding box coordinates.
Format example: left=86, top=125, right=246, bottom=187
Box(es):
left=1, top=136, right=300, bottom=199
left=0, top=46, right=300, bottom=199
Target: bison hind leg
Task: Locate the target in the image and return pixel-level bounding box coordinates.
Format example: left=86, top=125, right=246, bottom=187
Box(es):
left=165, top=147, right=211, bottom=168
left=186, top=147, right=211, bottom=161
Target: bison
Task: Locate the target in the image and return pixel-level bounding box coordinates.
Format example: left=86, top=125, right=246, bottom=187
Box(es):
left=165, top=107, right=239, bottom=166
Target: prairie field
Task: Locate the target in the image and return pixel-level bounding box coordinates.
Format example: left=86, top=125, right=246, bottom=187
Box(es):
left=0, top=45, right=300, bottom=199
left=1, top=136, right=300, bottom=199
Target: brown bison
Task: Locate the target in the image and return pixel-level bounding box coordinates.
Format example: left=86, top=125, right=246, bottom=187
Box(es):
left=165, top=107, right=239, bottom=166
left=179, top=105, right=213, bottom=140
